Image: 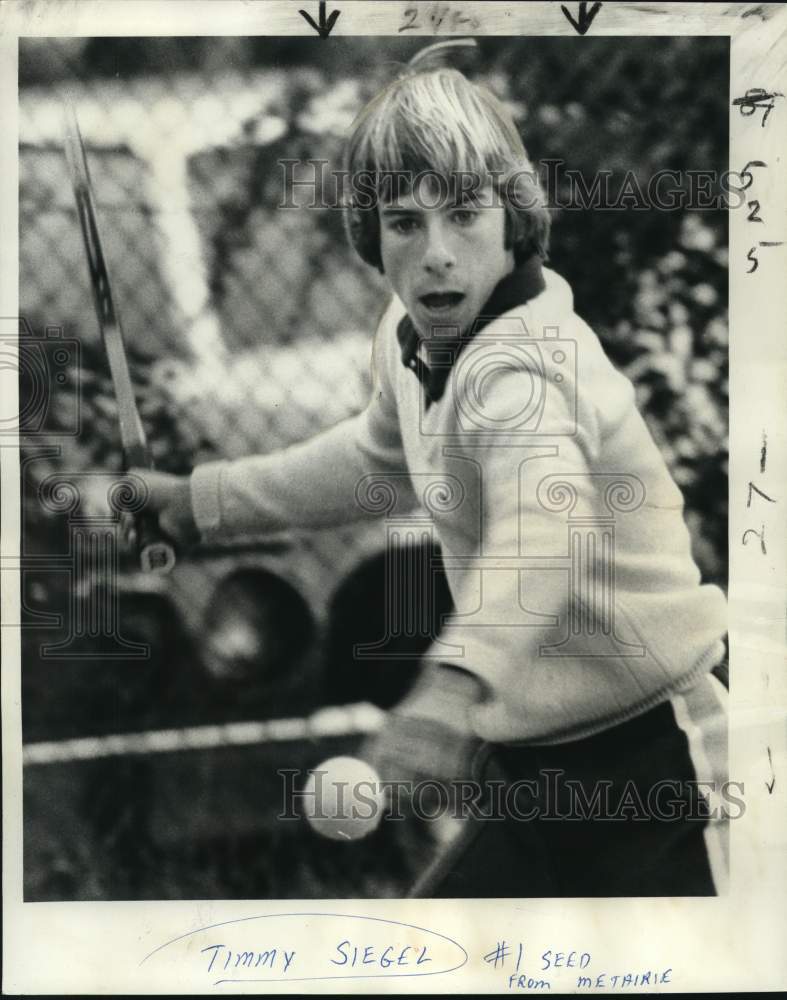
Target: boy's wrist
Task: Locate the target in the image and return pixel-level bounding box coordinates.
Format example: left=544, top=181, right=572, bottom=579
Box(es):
left=398, top=661, right=486, bottom=728
left=363, top=664, right=487, bottom=787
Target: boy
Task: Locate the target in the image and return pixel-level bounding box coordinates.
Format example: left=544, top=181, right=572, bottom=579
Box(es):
left=139, top=46, right=729, bottom=896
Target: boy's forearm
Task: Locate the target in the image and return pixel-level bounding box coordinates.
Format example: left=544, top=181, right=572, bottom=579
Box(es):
left=190, top=409, right=408, bottom=540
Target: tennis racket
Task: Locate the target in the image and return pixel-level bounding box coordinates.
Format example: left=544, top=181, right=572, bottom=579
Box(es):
left=63, top=107, right=176, bottom=574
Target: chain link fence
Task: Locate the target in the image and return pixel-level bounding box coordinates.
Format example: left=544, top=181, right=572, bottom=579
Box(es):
left=17, top=35, right=729, bottom=899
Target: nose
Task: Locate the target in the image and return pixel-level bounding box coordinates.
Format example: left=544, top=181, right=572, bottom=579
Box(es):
left=422, top=222, right=456, bottom=274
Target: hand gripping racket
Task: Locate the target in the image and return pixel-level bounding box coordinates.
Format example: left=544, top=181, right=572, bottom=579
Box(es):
left=63, top=108, right=176, bottom=574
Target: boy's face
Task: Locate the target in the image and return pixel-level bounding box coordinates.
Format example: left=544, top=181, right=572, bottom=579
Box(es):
left=379, top=176, right=514, bottom=339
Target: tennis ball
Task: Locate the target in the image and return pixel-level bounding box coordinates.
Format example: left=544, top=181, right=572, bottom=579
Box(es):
left=303, top=755, right=385, bottom=841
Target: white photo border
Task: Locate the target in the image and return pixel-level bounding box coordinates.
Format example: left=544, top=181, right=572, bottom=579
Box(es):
left=2, top=2, right=786, bottom=994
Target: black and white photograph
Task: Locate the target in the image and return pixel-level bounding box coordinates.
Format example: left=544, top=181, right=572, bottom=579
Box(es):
left=2, top=1, right=786, bottom=994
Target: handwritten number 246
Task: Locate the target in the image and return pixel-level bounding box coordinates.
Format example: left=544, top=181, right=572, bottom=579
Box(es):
left=400, top=5, right=480, bottom=32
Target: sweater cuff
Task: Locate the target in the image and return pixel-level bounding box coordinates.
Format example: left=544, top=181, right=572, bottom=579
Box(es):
left=398, top=662, right=486, bottom=728
left=190, top=460, right=228, bottom=539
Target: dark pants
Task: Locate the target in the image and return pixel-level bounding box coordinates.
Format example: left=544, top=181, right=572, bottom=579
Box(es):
left=411, top=675, right=728, bottom=897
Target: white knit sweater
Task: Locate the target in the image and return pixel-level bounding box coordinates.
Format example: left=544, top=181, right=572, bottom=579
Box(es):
left=191, top=268, right=727, bottom=744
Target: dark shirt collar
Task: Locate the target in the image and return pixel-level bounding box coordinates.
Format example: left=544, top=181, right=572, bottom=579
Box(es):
left=396, top=254, right=546, bottom=408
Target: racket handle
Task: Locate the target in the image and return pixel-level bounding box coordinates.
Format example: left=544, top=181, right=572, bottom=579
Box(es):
left=119, top=457, right=177, bottom=574
left=134, top=511, right=177, bottom=574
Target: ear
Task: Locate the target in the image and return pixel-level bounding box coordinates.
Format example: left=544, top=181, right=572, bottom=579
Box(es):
left=504, top=206, right=527, bottom=259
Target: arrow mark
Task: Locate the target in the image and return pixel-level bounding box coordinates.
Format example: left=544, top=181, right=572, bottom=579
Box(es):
left=561, top=1, right=603, bottom=35
left=766, top=746, right=775, bottom=794
left=299, top=0, right=341, bottom=38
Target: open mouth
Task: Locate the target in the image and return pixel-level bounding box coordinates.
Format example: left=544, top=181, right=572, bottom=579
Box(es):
left=419, top=292, right=465, bottom=311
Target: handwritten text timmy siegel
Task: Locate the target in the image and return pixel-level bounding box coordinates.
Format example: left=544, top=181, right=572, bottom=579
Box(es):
left=201, top=939, right=432, bottom=978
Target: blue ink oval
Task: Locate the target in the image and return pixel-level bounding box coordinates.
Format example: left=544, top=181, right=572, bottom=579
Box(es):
left=142, top=911, right=468, bottom=984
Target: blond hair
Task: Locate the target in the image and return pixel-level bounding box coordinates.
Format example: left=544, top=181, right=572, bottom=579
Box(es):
left=344, top=65, right=550, bottom=271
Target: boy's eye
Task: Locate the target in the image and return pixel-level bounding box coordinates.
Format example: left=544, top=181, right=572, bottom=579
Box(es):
left=450, top=208, right=477, bottom=226
left=388, top=217, right=419, bottom=234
